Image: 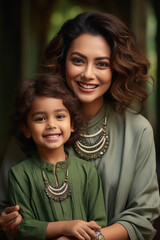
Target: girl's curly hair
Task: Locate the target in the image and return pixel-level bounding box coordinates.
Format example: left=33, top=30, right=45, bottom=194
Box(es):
left=11, top=74, right=83, bottom=155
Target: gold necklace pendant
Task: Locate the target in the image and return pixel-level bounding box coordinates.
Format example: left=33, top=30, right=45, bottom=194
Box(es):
left=74, top=113, right=109, bottom=161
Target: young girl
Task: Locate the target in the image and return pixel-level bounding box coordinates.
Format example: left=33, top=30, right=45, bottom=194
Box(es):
left=1, top=11, right=160, bottom=240
left=8, top=74, right=107, bottom=240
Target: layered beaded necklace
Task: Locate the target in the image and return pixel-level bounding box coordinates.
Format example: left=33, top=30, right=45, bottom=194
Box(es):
left=74, top=113, right=109, bottom=161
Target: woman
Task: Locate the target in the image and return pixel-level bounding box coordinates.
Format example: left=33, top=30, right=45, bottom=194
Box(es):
left=0, top=11, right=160, bottom=240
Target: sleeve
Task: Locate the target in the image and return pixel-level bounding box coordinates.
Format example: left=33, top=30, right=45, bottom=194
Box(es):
left=111, top=121, right=160, bottom=240
left=86, top=167, right=107, bottom=227
left=8, top=168, right=48, bottom=240
left=0, top=136, right=26, bottom=211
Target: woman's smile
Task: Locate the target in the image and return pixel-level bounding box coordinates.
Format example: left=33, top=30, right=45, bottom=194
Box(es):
left=77, top=81, right=98, bottom=92
left=65, top=33, right=112, bottom=112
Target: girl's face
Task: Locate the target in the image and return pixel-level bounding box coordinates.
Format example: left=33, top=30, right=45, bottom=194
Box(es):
left=65, top=34, right=112, bottom=109
left=23, top=97, right=74, bottom=156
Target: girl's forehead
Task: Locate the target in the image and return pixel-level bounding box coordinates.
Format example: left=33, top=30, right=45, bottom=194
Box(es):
left=30, top=97, right=67, bottom=111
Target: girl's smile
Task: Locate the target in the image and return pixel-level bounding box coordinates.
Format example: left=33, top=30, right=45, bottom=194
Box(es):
left=22, top=97, right=74, bottom=157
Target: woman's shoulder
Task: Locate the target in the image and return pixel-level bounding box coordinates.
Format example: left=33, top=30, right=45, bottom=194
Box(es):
left=107, top=103, right=153, bottom=130
left=125, top=108, right=153, bottom=133
left=107, top=103, right=154, bottom=136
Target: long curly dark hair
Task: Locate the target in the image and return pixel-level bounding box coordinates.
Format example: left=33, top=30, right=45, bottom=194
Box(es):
left=41, top=11, right=153, bottom=113
left=11, top=74, right=83, bottom=155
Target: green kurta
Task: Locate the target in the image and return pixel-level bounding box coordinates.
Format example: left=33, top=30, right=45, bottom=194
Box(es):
left=8, top=152, right=107, bottom=240
left=1, top=102, right=160, bottom=240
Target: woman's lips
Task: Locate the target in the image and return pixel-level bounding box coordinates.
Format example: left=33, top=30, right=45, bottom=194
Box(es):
left=77, top=82, right=98, bottom=92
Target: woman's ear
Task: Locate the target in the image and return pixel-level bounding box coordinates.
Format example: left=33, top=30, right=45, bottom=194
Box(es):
left=20, top=123, right=31, bottom=138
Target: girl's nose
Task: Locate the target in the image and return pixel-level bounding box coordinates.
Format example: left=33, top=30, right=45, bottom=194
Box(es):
left=46, top=122, right=57, bottom=130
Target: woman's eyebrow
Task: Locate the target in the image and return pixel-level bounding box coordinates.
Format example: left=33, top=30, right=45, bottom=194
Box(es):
left=70, top=52, right=110, bottom=60
left=96, top=56, right=111, bottom=61
left=71, top=52, right=87, bottom=59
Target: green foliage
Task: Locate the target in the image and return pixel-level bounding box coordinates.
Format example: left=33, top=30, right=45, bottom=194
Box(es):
left=146, top=3, right=157, bottom=122
left=47, top=0, right=85, bottom=42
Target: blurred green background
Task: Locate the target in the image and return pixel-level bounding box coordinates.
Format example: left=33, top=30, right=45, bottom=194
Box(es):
left=0, top=1, right=159, bottom=169
left=2, top=0, right=159, bottom=164
left=0, top=1, right=160, bottom=237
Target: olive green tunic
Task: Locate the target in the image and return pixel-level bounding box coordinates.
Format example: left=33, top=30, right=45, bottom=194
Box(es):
left=68, top=103, right=160, bottom=240
left=8, top=152, right=107, bottom=240
left=1, top=102, right=160, bottom=240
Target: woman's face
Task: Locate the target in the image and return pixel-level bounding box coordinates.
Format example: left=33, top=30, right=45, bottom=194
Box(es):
left=65, top=34, right=112, bottom=107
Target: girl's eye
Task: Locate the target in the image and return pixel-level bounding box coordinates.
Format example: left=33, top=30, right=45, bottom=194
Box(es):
left=56, top=114, right=65, bottom=120
left=35, top=117, right=45, bottom=122
left=97, top=61, right=109, bottom=68
left=72, top=57, right=84, bottom=65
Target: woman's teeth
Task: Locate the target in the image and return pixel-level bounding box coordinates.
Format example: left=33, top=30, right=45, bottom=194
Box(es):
left=79, top=82, right=97, bottom=89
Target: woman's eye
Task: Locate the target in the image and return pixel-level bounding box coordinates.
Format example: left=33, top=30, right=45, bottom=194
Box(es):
left=97, top=62, right=109, bottom=68
left=72, top=58, right=84, bottom=65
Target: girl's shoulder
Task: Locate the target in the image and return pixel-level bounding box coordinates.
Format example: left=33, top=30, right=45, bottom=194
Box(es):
left=10, top=156, right=34, bottom=174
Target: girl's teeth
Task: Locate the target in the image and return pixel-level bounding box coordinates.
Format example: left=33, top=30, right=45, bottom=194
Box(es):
left=79, top=82, right=96, bottom=89
left=45, top=135, right=59, bottom=138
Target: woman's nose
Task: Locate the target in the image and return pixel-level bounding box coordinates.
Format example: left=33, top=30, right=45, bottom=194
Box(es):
left=83, top=64, right=95, bottom=80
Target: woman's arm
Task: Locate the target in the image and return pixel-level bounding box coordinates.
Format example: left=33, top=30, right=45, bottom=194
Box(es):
left=0, top=205, right=22, bottom=239
left=101, top=223, right=129, bottom=240
left=0, top=205, right=22, bottom=232
left=50, top=223, right=129, bottom=240
left=0, top=137, right=26, bottom=238
left=105, top=114, right=160, bottom=239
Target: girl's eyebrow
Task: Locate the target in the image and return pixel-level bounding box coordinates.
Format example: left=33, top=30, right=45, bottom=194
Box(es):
left=54, top=108, right=68, bottom=113
left=31, top=109, right=68, bottom=117
left=71, top=51, right=110, bottom=61
left=32, top=111, right=45, bottom=117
